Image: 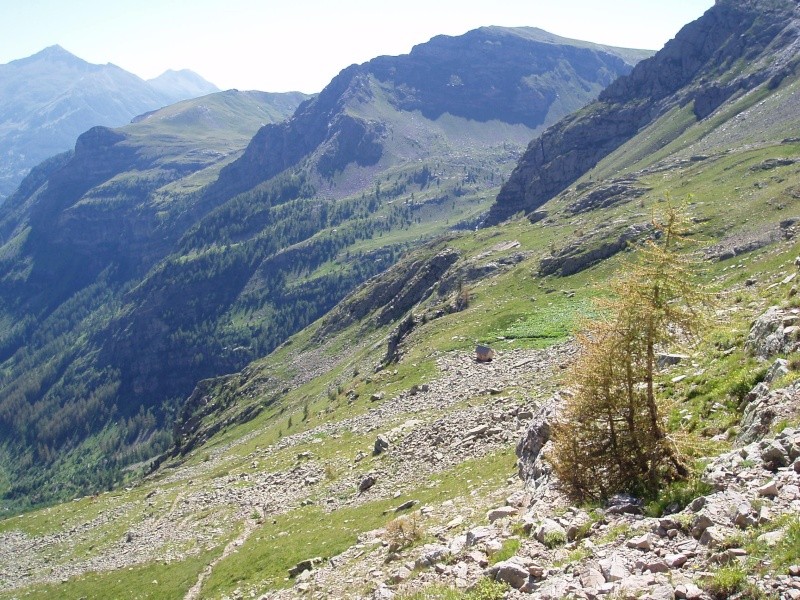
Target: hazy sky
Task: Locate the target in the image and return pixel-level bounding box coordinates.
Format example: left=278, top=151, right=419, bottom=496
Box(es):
left=2, top=0, right=715, bottom=94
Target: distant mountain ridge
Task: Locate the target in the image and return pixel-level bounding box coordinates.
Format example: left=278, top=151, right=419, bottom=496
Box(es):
left=211, top=25, right=649, bottom=200
left=146, top=68, right=219, bottom=100
left=0, top=45, right=219, bottom=200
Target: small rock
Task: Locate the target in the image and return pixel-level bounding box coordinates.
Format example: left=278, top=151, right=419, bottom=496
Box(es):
left=374, top=435, right=390, bottom=455
left=657, top=353, right=689, bottom=368
left=699, top=525, right=728, bottom=548
left=463, top=424, right=490, bottom=440
left=388, top=566, right=411, bottom=584
left=626, top=533, right=653, bottom=551
left=605, top=493, right=643, bottom=515
left=781, top=484, right=800, bottom=500
left=288, top=557, right=324, bottom=578
left=373, top=584, right=394, bottom=599
left=665, top=553, right=688, bottom=568
left=448, top=535, right=467, bottom=555
left=646, top=583, right=678, bottom=600
left=466, top=526, right=495, bottom=546
left=734, top=503, right=757, bottom=529
left=452, top=562, right=469, bottom=580
left=765, top=358, right=790, bottom=384
left=486, top=556, right=531, bottom=590
left=533, top=518, right=567, bottom=545
left=505, top=490, right=528, bottom=507
left=758, top=530, right=784, bottom=547
left=690, top=514, right=714, bottom=539
left=758, top=480, right=780, bottom=497
left=415, top=544, right=451, bottom=569
left=761, top=440, right=789, bottom=470
left=689, top=496, right=706, bottom=512
left=359, top=474, right=377, bottom=493
left=599, top=554, right=630, bottom=582
left=393, top=500, right=417, bottom=512
left=789, top=565, right=800, bottom=577
left=487, top=506, right=518, bottom=523
left=580, top=567, right=605, bottom=589
left=759, top=505, right=772, bottom=525
left=674, top=583, right=705, bottom=599
left=644, top=559, right=670, bottom=573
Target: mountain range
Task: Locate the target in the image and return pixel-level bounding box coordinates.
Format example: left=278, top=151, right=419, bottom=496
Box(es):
left=2, top=0, right=800, bottom=596
left=0, top=26, right=646, bottom=508
left=0, top=45, right=220, bottom=200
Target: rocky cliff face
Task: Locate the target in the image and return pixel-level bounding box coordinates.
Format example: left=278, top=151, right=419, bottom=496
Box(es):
left=486, top=0, right=800, bottom=225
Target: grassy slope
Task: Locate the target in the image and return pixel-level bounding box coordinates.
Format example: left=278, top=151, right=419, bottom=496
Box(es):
left=0, top=28, right=649, bottom=512
left=2, top=73, right=800, bottom=600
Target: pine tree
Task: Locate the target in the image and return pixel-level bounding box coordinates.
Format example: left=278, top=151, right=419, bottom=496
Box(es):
left=551, top=204, right=706, bottom=502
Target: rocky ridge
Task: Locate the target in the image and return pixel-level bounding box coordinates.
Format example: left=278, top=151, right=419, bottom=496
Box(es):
left=210, top=26, right=645, bottom=200
left=486, top=0, right=800, bottom=224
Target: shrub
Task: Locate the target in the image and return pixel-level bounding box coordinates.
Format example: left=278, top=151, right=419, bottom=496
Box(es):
left=702, top=563, right=767, bottom=599
left=384, top=514, right=423, bottom=551
left=543, top=530, right=567, bottom=549
left=645, top=477, right=713, bottom=517
left=465, top=578, right=508, bottom=600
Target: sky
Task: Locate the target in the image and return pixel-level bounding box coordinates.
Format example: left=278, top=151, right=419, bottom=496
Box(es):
left=1, top=0, right=715, bottom=94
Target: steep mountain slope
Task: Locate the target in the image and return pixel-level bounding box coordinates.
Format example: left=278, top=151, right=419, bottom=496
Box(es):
left=1, top=1, right=800, bottom=597
left=486, top=0, right=800, bottom=224
left=0, top=28, right=647, bottom=509
left=0, top=89, right=307, bottom=507
left=0, top=46, right=220, bottom=200
left=0, top=134, right=796, bottom=599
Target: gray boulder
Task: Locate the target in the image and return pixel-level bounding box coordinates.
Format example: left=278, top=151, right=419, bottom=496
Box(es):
left=745, top=306, right=800, bottom=359
left=516, top=399, right=558, bottom=484
left=486, top=556, right=531, bottom=589
left=359, top=474, right=377, bottom=493
left=373, top=435, right=390, bottom=455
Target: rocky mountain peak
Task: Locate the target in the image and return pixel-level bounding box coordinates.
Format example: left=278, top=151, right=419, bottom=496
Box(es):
left=22, top=44, right=82, bottom=63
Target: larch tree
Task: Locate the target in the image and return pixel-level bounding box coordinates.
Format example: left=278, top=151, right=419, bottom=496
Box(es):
left=551, top=204, right=706, bottom=502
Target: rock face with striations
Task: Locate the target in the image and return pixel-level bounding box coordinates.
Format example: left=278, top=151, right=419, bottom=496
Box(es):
left=486, top=0, right=800, bottom=224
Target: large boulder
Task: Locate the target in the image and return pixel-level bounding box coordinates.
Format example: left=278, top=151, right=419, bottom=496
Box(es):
left=516, top=398, right=559, bottom=485
left=738, top=382, right=800, bottom=444
left=745, top=306, right=800, bottom=359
